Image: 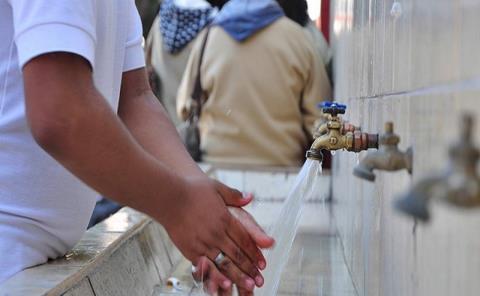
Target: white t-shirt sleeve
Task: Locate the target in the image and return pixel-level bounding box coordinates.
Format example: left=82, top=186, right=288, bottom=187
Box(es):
left=123, top=1, right=146, bottom=72
left=8, top=0, right=97, bottom=69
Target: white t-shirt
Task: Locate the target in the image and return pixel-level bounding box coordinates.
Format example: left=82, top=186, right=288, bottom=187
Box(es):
left=0, top=0, right=145, bottom=282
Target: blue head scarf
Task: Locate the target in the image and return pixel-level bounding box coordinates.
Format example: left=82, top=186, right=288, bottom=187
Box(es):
left=212, top=0, right=284, bottom=42
left=160, top=0, right=214, bottom=54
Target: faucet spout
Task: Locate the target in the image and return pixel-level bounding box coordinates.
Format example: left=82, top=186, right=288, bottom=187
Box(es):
left=394, top=174, right=445, bottom=221
left=353, top=122, right=413, bottom=181
left=395, top=114, right=480, bottom=221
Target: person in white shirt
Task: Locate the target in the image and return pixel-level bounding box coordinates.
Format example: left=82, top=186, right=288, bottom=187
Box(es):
left=0, top=1, right=273, bottom=294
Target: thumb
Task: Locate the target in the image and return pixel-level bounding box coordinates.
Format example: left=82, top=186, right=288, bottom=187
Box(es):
left=229, top=207, right=275, bottom=249
left=214, top=180, right=253, bottom=207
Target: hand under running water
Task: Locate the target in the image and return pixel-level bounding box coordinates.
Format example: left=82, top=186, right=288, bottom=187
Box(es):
left=192, top=205, right=275, bottom=295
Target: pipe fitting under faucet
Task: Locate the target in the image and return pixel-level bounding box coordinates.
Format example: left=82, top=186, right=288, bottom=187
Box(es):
left=353, top=122, right=413, bottom=182
left=306, top=102, right=379, bottom=162
left=394, top=114, right=480, bottom=222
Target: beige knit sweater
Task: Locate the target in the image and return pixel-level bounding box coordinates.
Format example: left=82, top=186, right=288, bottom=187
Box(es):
left=177, top=17, right=331, bottom=166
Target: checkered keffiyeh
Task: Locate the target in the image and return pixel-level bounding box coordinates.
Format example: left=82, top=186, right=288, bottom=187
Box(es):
left=160, top=0, right=213, bottom=54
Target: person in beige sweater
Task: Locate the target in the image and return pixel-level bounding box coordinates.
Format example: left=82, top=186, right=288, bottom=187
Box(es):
left=177, top=0, right=331, bottom=167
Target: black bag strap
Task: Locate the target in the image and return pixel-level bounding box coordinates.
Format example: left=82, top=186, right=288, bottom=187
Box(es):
left=191, top=26, right=211, bottom=117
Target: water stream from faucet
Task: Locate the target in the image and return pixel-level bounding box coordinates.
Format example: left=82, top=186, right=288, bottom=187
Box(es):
left=257, top=159, right=322, bottom=296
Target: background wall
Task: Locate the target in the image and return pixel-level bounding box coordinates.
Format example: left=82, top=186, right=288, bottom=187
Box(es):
left=330, top=1, right=480, bottom=296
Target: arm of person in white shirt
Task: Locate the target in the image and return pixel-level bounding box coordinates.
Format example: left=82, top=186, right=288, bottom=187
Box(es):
left=22, top=53, right=269, bottom=292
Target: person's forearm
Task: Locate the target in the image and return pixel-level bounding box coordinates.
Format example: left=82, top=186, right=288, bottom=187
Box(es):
left=120, top=91, right=203, bottom=177
left=118, top=76, right=204, bottom=178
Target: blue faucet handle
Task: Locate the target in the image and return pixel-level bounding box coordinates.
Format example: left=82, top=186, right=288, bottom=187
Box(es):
left=318, top=102, right=347, bottom=116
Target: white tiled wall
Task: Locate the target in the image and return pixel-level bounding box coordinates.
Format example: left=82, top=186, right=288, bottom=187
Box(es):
left=331, top=1, right=480, bottom=295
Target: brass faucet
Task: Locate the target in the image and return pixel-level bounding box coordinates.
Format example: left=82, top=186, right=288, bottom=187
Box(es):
left=395, top=114, right=480, bottom=222
left=306, top=102, right=379, bottom=162
left=353, top=122, right=413, bottom=182
left=313, top=118, right=360, bottom=139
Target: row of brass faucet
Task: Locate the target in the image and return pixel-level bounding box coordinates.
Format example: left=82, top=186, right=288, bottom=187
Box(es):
left=306, top=102, right=480, bottom=222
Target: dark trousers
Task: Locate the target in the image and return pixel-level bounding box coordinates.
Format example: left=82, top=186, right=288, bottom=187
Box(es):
left=88, top=198, right=123, bottom=229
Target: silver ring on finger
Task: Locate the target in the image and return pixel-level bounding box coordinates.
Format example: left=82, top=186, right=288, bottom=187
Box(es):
left=214, top=252, right=226, bottom=266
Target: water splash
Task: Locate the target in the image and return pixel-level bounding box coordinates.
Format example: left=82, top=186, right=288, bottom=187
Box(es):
left=258, top=159, right=322, bottom=296
left=316, top=162, right=323, bottom=176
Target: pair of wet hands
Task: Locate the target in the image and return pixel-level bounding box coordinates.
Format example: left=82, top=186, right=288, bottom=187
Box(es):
left=192, top=206, right=275, bottom=295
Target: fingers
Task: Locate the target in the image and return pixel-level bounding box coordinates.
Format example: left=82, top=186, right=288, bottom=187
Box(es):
left=193, top=257, right=235, bottom=296
left=226, top=214, right=267, bottom=271
left=211, top=251, right=258, bottom=292
left=214, top=181, right=269, bottom=269
left=218, top=237, right=265, bottom=287
left=193, top=257, right=232, bottom=292
left=237, top=288, right=254, bottom=296
left=229, top=207, right=275, bottom=249
left=219, top=287, right=233, bottom=296
left=192, top=257, right=209, bottom=283
left=214, top=180, right=253, bottom=207
left=206, top=280, right=218, bottom=295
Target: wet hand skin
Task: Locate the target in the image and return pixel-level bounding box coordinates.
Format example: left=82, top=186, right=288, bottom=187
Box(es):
left=164, top=179, right=270, bottom=290
left=193, top=205, right=275, bottom=295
